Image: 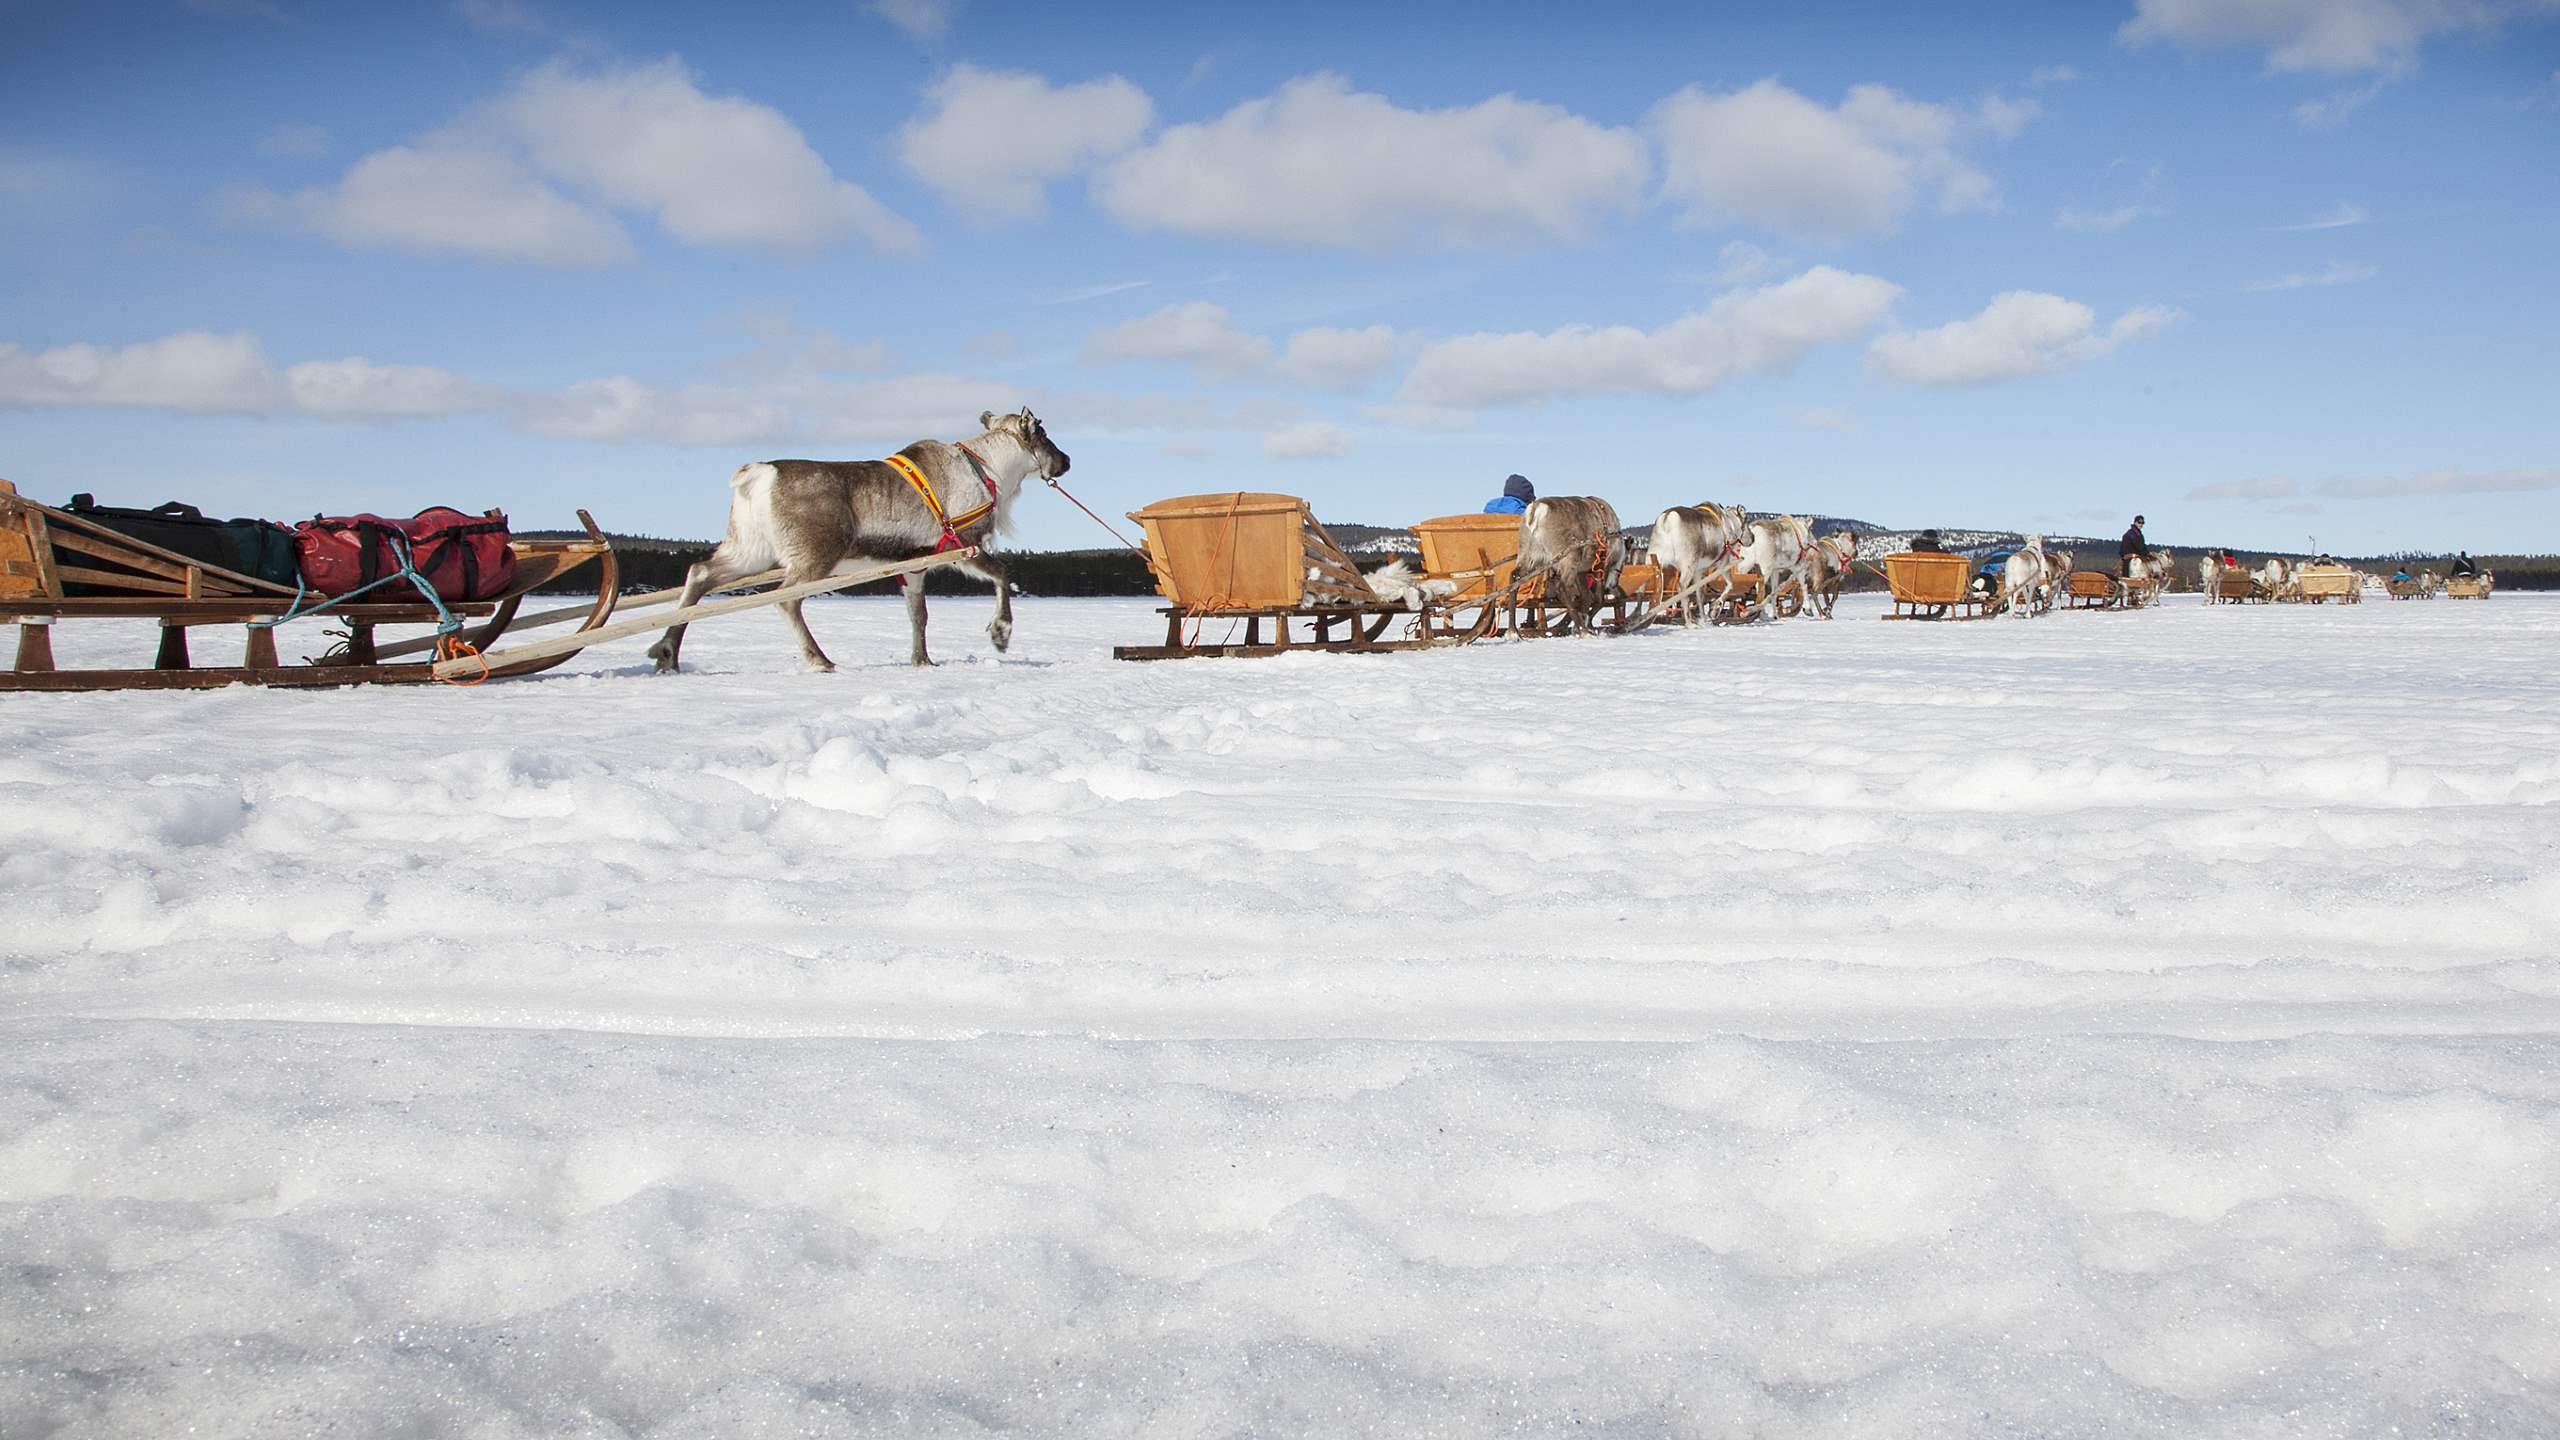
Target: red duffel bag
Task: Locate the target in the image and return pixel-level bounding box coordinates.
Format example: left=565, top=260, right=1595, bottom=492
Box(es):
left=293, top=507, right=516, bottom=601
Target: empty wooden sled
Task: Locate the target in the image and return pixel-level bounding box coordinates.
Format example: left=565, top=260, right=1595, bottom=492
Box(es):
left=1113, top=492, right=1451, bottom=660
left=1880, top=552, right=1994, bottom=620
left=2296, top=564, right=2359, bottom=603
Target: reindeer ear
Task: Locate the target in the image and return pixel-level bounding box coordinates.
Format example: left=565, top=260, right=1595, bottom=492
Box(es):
left=980, top=411, right=995, bottom=431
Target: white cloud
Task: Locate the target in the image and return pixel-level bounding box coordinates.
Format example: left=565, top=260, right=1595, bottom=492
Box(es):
left=226, top=60, right=917, bottom=263
left=2295, top=77, right=2389, bottom=127
left=1400, top=266, right=1902, bottom=410
left=2029, top=64, right=2081, bottom=88
left=285, top=357, right=495, bottom=416
left=2243, top=260, right=2377, bottom=291
left=1866, top=293, right=2175, bottom=386
left=1263, top=421, right=1349, bottom=460
left=2278, top=201, right=2369, bottom=230
left=221, top=144, right=634, bottom=265
left=1714, top=239, right=1786, bottom=284
left=1082, top=302, right=1271, bottom=378
left=499, top=60, right=918, bottom=254
left=0, top=332, right=277, bottom=414
left=899, top=66, right=1153, bottom=219
left=865, top=0, right=957, bottom=42
left=1093, top=74, right=1650, bottom=250
left=2117, top=0, right=2527, bottom=74
left=0, top=332, right=490, bottom=420
left=1977, top=94, right=2042, bottom=138
left=1649, top=80, right=2013, bottom=237
left=1276, top=325, right=1401, bottom=391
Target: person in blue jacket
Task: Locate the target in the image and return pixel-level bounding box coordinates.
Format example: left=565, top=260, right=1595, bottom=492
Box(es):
left=1483, top=474, right=1534, bottom=515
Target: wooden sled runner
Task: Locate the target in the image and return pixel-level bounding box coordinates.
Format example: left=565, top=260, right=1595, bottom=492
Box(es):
left=0, top=479, right=622, bottom=692
left=1113, top=493, right=1456, bottom=661
left=1879, top=552, right=1995, bottom=620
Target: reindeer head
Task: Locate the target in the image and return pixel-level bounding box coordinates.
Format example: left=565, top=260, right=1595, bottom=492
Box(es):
left=981, top=406, right=1071, bottom=479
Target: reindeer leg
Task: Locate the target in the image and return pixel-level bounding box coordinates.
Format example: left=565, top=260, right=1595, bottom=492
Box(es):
left=648, top=548, right=754, bottom=675
left=955, top=552, right=1013, bottom=653
left=905, top=572, right=933, bottom=667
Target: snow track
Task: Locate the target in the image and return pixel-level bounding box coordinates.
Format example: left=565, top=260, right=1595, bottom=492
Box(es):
left=6, top=594, right=2558, bottom=1435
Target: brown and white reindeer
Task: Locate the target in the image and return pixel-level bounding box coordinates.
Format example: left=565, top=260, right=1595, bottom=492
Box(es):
left=1512, top=496, right=1631, bottom=635
left=1646, top=500, right=1750, bottom=624
left=647, top=408, right=1071, bottom=674
left=1800, top=530, right=1861, bottom=618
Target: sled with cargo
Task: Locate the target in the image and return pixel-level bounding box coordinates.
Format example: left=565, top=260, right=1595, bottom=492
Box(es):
left=1111, top=492, right=1474, bottom=661
left=0, top=478, right=991, bottom=692
left=1879, top=552, right=1996, bottom=620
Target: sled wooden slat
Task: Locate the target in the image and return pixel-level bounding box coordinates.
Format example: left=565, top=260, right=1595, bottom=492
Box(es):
left=435, top=548, right=974, bottom=678
left=371, top=567, right=789, bottom=661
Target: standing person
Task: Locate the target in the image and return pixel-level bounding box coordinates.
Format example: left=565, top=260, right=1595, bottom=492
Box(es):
left=2119, top=514, right=2148, bottom=577
left=1482, top=474, right=1534, bottom=515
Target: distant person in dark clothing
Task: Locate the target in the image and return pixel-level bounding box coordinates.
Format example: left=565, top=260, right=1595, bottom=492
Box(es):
left=2449, top=551, right=2479, bottom=577
left=1910, top=529, right=1948, bottom=553
left=1482, top=474, right=1534, bottom=516
left=2119, top=515, right=2148, bottom=577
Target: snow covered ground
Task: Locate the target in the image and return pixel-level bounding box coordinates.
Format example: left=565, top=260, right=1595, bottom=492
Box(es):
left=6, top=592, right=2558, bottom=1437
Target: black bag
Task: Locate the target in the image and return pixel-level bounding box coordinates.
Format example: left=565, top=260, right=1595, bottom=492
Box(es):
left=57, top=495, right=301, bottom=594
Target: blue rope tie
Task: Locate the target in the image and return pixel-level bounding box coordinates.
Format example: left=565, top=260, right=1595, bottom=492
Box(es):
left=250, top=534, right=460, bottom=636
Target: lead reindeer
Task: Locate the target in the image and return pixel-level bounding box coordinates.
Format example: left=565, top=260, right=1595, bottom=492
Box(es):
left=648, top=409, right=1070, bottom=673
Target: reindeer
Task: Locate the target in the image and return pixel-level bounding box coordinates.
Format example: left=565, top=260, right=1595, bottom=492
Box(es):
left=1646, top=501, right=1750, bottom=625
left=647, top=408, right=1070, bottom=673
left=1801, top=530, right=1861, bottom=618
left=1512, top=496, right=1630, bottom=635
left=1999, top=537, right=2053, bottom=618
left=1729, top=516, right=1814, bottom=622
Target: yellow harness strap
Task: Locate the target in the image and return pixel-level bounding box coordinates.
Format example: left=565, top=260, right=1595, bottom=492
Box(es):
left=883, top=451, right=997, bottom=538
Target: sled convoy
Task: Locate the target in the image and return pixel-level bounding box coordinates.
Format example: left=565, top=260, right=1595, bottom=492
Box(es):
left=0, top=407, right=2501, bottom=686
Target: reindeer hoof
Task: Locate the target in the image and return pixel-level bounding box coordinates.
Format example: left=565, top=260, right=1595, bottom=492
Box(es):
left=804, top=659, right=837, bottom=674
left=988, top=619, right=1012, bottom=653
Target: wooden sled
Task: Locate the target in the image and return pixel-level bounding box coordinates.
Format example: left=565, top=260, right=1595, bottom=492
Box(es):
left=2296, top=564, right=2358, bottom=603
left=1113, top=493, right=1449, bottom=660
left=1880, top=553, right=1994, bottom=620
left=2063, top=570, right=2128, bottom=610
left=2385, top=578, right=2426, bottom=600
left=2444, top=575, right=2489, bottom=600
left=2213, top=569, right=2267, bottom=604
left=0, top=479, right=621, bottom=692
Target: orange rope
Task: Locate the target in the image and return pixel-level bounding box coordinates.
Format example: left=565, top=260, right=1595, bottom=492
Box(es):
left=433, top=633, right=490, bottom=686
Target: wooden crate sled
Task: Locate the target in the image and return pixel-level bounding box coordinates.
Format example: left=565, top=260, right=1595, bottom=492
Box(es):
left=1, top=479, right=627, bottom=691
left=1880, top=552, right=1994, bottom=620
left=2066, top=570, right=2125, bottom=610
left=2444, top=575, right=2488, bottom=600
left=2213, top=569, right=2265, bottom=603
left=2296, top=564, right=2357, bottom=603
left=1115, top=492, right=1438, bottom=660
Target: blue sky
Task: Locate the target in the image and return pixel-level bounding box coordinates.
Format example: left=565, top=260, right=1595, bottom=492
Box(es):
left=3, top=0, right=2556, bottom=554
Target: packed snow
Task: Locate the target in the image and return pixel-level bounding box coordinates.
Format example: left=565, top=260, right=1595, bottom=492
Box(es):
left=5, top=592, right=2558, bottom=1437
